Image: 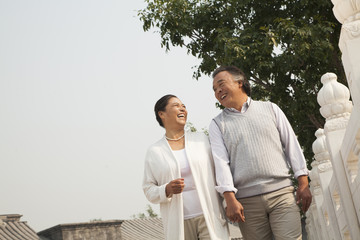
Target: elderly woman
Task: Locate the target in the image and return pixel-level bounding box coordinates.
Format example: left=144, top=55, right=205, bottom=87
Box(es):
left=142, top=94, right=229, bottom=240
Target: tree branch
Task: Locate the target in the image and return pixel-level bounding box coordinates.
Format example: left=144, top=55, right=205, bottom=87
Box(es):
left=307, top=113, right=324, bottom=129
left=250, top=74, right=271, bottom=90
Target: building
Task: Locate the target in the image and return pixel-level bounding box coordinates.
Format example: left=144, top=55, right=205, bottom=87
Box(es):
left=0, top=214, right=39, bottom=240
left=38, top=218, right=242, bottom=240
left=0, top=213, right=242, bottom=239
left=38, top=218, right=165, bottom=240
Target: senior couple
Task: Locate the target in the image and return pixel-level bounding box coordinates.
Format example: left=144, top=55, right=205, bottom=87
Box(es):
left=142, top=66, right=312, bottom=240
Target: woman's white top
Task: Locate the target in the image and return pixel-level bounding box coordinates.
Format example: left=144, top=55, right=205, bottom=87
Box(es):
left=173, top=148, right=203, bottom=220
left=143, top=132, right=230, bottom=239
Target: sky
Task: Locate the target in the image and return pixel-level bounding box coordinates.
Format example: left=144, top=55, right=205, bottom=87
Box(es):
left=0, top=0, right=222, bottom=232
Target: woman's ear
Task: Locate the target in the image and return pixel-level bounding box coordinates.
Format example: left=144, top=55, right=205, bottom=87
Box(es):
left=158, top=111, right=165, bottom=119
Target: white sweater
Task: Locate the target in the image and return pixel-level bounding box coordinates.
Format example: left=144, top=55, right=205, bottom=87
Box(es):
left=142, top=131, right=229, bottom=240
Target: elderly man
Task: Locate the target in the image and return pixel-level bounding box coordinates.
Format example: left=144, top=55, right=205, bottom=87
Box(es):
left=209, top=66, right=312, bottom=240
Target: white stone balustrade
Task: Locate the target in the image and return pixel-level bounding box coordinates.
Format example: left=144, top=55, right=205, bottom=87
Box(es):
left=316, top=129, right=341, bottom=239
left=332, top=0, right=360, bottom=106
left=308, top=71, right=360, bottom=239
left=341, top=120, right=360, bottom=224
left=308, top=158, right=326, bottom=240
left=307, top=1, right=360, bottom=238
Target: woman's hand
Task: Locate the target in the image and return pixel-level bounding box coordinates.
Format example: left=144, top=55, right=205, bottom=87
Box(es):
left=166, top=178, right=185, bottom=197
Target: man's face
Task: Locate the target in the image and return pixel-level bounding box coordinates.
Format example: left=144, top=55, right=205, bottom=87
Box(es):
left=213, top=71, right=243, bottom=108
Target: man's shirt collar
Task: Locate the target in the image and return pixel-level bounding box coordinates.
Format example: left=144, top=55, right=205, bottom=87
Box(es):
left=227, top=97, right=251, bottom=113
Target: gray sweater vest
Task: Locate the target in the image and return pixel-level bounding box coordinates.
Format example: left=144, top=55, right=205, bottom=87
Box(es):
left=213, top=100, right=292, bottom=198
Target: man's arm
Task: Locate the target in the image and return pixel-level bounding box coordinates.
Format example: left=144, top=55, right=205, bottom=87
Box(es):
left=209, top=120, right=245, bottom=222
left=209, top=120, right=237, bottom=193
left=272, top=103, right=312, bottom=212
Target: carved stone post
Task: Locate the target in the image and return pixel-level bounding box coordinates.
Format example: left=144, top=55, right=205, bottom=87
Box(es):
left=309, top=203, right=323, bottom=240
left=312, top=129, right=342, bottom=239
left=317, top=72, right=359, bottom=238
left=308, top=159, right=327, bottom=240
left=332, top=0, right=360, bottom=106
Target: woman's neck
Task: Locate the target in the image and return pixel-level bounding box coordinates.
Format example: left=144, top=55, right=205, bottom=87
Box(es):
left=165, top=128, right=185, bottom=150
left=165, top=128, right=185, bottom=140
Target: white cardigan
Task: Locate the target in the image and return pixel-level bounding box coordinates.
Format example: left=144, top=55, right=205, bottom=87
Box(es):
left=142, top=131, right=229, bottom=240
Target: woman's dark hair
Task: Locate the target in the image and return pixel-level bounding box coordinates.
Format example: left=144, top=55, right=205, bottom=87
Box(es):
left=154, top=94, right=177, bottom=127
left=212, top=66, right=251, bottom=96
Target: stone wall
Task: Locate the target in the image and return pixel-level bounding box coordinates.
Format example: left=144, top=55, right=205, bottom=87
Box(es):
left=38, top=220, right=123, bottom=240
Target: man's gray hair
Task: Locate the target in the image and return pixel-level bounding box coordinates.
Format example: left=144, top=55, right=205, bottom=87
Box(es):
left=212, top=66, right=251, bottom=96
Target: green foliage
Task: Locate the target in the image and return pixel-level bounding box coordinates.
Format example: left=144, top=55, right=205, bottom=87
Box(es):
left=146, top=204, right=158, bottom=218
left=139, top=0, right=346, bottom=168
left=131, top=204, right=158, bottom=219
left=89, top=218, right=102, bottom=222
left=185, top=122, right=198, bottom=132
left=186, top=122, right=209, bottom=135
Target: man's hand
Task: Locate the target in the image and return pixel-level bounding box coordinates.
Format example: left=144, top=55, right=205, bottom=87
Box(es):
left=296, top=175, right=312, bottom=212
left=223, top=192, right=245, bottom=223
left=166, top=178, right=185, bottom=197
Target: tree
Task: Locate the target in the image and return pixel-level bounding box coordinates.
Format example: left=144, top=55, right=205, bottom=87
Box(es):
left=139, top=0, right=345, bottom=167
left=131, top=204, right=159, bottom=219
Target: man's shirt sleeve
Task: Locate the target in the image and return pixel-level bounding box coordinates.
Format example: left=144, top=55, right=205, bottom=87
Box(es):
left=272, top=103, right=309, bottom=178
left=209, top=120, right=238, bottom=195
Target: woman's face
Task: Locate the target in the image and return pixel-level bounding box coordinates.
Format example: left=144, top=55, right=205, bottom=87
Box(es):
left=160, top=97, right=187, bottom=129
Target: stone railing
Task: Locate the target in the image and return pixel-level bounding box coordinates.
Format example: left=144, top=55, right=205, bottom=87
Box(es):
left=305, top=1, right=360, bottom=239
left=306, top=73, right=359, bottom=239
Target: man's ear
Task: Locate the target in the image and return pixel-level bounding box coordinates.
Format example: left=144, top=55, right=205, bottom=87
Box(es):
left=238, top=81, right=243, bottom=88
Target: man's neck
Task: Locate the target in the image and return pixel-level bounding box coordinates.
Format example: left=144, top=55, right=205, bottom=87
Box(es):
left=232, top=96, right=249, bottom=112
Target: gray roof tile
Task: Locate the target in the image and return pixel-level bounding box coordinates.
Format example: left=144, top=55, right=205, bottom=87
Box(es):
left=0, top=215, right=39, bottom=240
left=120, top=218, right=164, bottom=240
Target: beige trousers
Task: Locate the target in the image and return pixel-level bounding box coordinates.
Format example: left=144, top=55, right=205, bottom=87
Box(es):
left=238, top=186, right=302, bottom=240
left=184, top=215, right=210, bottom=240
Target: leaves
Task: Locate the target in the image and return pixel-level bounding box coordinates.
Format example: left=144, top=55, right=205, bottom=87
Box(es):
left=131, top=204, right=158, bottom=219
left=139, top=0, right=346, bottom=167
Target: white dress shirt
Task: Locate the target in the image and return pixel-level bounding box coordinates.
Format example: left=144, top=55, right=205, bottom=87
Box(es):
left=209, top=97, right=309, bottom=194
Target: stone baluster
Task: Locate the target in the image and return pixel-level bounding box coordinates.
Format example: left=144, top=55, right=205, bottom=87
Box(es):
left=332, top=0, right=360, bottom=228
left=306, top=201, right=321, bottom=240
left=307, top=159, right=325, bottom=240
left=317, top=72, right=359, bottom=238
left=312, top=129, right=342, bottom=239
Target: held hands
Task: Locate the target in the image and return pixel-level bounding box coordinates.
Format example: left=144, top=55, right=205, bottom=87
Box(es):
left=296, top=175, right=312, bottom=212
left=223, top=192, right=245, bottom=223
left=166, top=178, right=185, bottom=197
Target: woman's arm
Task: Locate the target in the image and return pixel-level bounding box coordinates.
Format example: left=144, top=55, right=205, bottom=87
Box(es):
left=142, top=150, right=171, bottom=204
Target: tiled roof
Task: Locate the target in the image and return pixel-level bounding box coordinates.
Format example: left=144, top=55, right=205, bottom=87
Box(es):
left=0, top=214, right=39, bottom=240
left=120, top=218, right=164, bottom=240
left=120, top=218, right=243, bottom=240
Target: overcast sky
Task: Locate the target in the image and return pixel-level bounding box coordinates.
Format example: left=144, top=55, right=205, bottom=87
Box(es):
left=0, top=0, right=222, bottom=231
